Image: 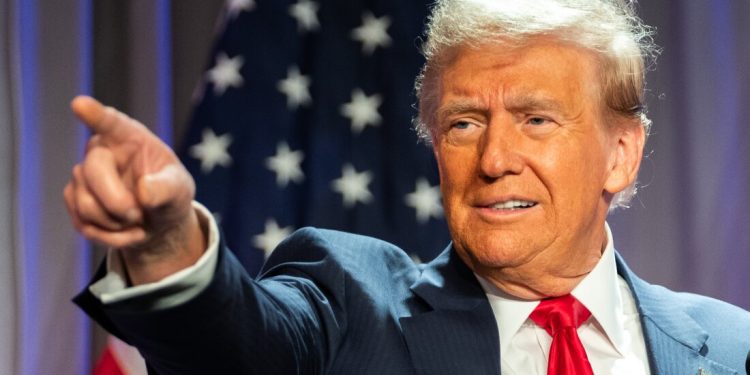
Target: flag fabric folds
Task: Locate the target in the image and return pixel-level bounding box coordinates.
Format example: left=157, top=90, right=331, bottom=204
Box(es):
left=179, top=0, right=449, bottom=276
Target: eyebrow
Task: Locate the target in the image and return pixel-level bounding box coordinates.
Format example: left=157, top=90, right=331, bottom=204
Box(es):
left=436, top=94, right=564, bottom=123
left=436, top=100, right=489, bottom=123
left=504, top=93, right=565, bottom=114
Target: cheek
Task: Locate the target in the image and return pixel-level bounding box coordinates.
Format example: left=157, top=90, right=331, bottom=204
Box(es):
left=540, top=142, right=610, bottom=207
left=437, top=157, right=462, bottom=210
left=436, top=147, right=476, bottom=220
left=436, top=146, right=472, bottom=191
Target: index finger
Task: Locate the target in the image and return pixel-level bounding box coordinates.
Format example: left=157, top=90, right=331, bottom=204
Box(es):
left=70, top=96, right=146, bottom=142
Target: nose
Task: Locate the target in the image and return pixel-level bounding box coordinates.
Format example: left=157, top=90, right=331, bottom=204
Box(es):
left=478, top=123, right=524, bottom=179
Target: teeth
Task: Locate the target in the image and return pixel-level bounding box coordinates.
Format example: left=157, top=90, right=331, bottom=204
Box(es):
left=491, top=200, right=536, bottom=210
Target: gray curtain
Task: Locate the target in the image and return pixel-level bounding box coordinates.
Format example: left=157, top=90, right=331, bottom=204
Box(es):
left=1, top=0, right=92, bottom=374
left=1, top=1, right=748, bottom=374
left=611, top=1, right=750, bottom=310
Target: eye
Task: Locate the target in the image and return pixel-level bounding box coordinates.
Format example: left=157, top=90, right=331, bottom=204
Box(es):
left=442, top=119, right=483, bottom=146
left=521, top=115, right=559, bottom=138
left=527, top=117, right=548, bottom=126
left=452, top=121, right=472, bottom=130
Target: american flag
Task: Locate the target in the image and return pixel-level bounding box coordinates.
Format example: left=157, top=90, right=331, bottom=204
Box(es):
left=178, top=0, right=450, bottom=276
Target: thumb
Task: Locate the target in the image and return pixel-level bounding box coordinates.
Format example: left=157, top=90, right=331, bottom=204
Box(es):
left=136, top=164, right=196, bottom=211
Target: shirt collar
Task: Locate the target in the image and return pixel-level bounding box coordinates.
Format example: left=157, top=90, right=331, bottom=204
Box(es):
left=476, top=222, right=627, bottom=356
left=571, top=223, right=627, bottom=355
left=476, top=274, right=537, bottom=356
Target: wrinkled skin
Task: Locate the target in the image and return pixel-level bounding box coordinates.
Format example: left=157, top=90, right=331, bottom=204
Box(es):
left=64, top=97, right=205, bottom=284
left=431, top=39, right=645, bottom=299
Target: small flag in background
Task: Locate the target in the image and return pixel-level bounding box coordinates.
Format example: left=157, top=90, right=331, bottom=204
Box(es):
left=179, top=0, right=450, bottom=276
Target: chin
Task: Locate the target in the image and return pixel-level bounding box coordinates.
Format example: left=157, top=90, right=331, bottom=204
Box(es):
left=455, top=231, right=551, bottom=270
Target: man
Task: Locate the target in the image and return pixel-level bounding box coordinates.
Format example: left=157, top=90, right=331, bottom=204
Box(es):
left=68, top=0, right=750, bottom=374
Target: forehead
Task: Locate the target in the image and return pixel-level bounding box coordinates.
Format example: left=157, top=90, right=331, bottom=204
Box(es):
left=438, top=39, right=603, bottom=113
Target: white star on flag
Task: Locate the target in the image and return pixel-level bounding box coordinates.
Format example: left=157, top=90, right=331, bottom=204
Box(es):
left=341, top=89, right=382, bottom=134
left=206, top=52, right=244, bottom=95
left=405, top=178, right=443, bottom=223
left=265, top=142, right=305, bottom=187
left=253, top=219, right=294, bottom=258
left=332, top=164, right=374, bottom=208
left=289, top=0, right=320, bottom=33
left=226, top=0, right=255, bottom=19
left=277, top=66, right=312, bottom=109
left=189, top=128, right=233, bottom=173
left=351, top=12, right=392, bottom=55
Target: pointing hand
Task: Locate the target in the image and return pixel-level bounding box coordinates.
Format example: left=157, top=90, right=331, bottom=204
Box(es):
left=64, top=96, right=205, bottom=284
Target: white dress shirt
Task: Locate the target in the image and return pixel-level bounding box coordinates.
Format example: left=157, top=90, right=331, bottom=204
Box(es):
left=89, top=202, right=220, bottom=307
left=91, top=207, right=652, bottom=374
left=477, top=224, right=651, bottom=374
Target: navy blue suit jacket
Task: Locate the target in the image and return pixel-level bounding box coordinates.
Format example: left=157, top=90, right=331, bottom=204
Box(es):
left=75, top=228, right=750, bottom=374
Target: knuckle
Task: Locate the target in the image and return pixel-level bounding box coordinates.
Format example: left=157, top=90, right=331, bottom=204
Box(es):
left=109, top=108, right=126, bottom=124
left=63, top=183, right=73, bottom=199
left=72, top=164, right=83, bottom=180
left=82, top=148, right=115, bottom=179
left=102, top=106, right=117, bottom=121
left=75, top=193, right=101, bottom=220
left=84, top=145, right=109, bottom=162
left=85, top=136, right=100, bottom=152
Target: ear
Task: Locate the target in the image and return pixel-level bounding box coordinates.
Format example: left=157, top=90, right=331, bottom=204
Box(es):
left=604, top=122, right=645, bottom=194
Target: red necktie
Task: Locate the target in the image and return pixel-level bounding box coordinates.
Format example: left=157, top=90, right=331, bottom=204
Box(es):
left=529, top=294, right=594, bottom=375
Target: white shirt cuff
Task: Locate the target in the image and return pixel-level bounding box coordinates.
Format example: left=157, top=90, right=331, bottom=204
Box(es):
left=88, top=201, right=220, bottom=309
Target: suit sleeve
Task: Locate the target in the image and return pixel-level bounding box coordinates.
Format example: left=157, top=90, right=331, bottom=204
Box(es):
left=74, top=230, right=348, bottom=375
left=88, top=202, right=220, bottom=308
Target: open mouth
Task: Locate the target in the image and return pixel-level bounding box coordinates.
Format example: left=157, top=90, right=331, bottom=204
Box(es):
left=489, top=200, right=538, bottom=210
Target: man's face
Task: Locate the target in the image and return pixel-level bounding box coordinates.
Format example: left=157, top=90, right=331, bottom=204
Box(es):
left=433, top=40, right=639, bottom=283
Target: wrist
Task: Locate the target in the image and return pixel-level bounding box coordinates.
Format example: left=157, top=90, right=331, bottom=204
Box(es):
left=121, top=207, right=207, bottom=285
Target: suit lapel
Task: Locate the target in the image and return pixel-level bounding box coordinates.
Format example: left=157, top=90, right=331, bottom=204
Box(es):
left=616, top=253, right=738, bottom=375
left=400, top=247, right=500, bottom=375
left=399, top=249, right=739, bottom=375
